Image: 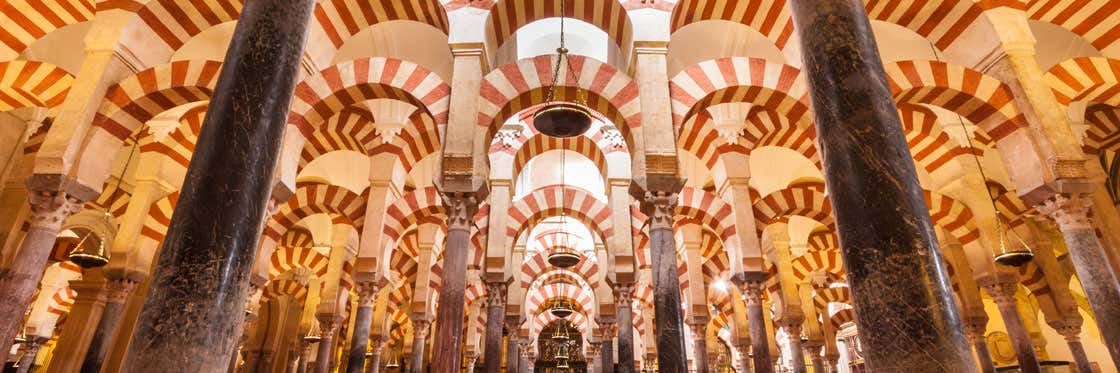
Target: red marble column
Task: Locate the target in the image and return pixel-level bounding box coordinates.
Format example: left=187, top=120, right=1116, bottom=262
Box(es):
left=642, top=191, right=687, bottom=372
left=982, top=282, right=1040, bottom=373
left=430, top=193, right=478, bottom=372
left=483, top=280, right=508, bottom=373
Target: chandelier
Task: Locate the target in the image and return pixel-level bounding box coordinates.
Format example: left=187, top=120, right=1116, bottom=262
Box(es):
left=303, top=321, right=322, bottom=343
left=549, top=299, right=575, bottom=318
left=69, top=134, right=138, bottom=268
left=526, top=0, right=592, bottom=138
left=547, top=149, right=582, bottom=269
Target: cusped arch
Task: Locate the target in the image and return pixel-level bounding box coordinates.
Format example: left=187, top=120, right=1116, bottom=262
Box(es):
left=0, top=60, right=74, bottom=111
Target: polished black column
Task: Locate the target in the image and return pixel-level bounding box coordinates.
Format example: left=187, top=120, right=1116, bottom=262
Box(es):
left=120, top=0, right=315, bottom=369
left=613, top=283, right=635, bottom=373
left=430, top=193, right=478, bottom=372
left=598, top=324, right=616, bottom=373
left=964, top=317, right=996, bottom=373
left=80, top=276, right=139, bottom=373
left=346, top=281, right=381, bottom=373
left=643, top=191, right=687, bottom=372
left=786, top=0, right=975, bottom=370
left=483, top=281, right=507, bottom=373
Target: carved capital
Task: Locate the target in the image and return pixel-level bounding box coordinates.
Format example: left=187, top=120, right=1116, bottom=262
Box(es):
left=739, top=279, right=766, bottom=306
left=612, top=282, right=634, bottom=304
left=596, top=320, right=618, bottom=337
left=1037, top=193, right=1093, bottom=231
left=982, top=282, right=1019, bottom=308
left=27, top=191, right=83, bottom=230
left=316, top=314, right=344, bottom=339
left=355, top=281, right=382, bottom=307
left=484, top=280, right=509, bottom=308
left=440, top=192, right=478, bottom=231
left=412, top=319, right=432, bottom=339
left=104, top=278, right=139, bottom=304
left=641, top=191, right=678, bottom=230
left=963, top=317, right=989, bottom=344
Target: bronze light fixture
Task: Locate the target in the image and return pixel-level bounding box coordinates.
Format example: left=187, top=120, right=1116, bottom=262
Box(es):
left=384, top=353, right=401, bottom=369
left=70, top=133, right=139, bottom=268
left=547, top=149, right=582, bottom=269
left=528, top=0, right=592, bottom=139
left=303, top=322, right=322, bottom=344
left=550, top=298, right=575, bottom=318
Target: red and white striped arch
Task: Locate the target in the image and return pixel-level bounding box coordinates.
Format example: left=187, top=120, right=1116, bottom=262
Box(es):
left=1046, top=57, right=1120, bottom=107
left=790, top=249, right=845, bottom=283
left=0, top=0, right=94, bottom=59
left=923, top=189, right=980, bottom=246
left=676, top=186, right=738, bottom=243
left=506, top=185, right=613, bottom=243
left=288, top=58, right=450, bottom=139
left=139, top=191, right=179, bottom=245
left=262, top=182, right=368, bottom=242
left=525, top=282, right=595, bottom=317
left=138, top=103, right=206, bottom=171
left=91, top=60, right=221, bottom=141
left=510, top=134, right=609, bottom=182
left=530, top=309, right=591, bottom=337
left=1018, top=261, right=1051, bottom=297
left=751, top=184, right=834, bottom=233
left=478, top=55, right=641, bottom=140
left=1028, top=1, right=1120, bottom=56
left=45, top=287, right=77, bottom=316
left=631, top=205, right=650, bottom=269
left=484, top=0, right=632, bottom=52
left=806, top=229, right=839, bottom=252
left=830, top=308, right=856, bottom=328
left=669, top=57, right=810, bottom=130
left=262, top=279, right=308, bottom=302
left=897, top=105, right=973, bottom=174
left=298, top=101, right=442, bottom=176
left=885, top=60, right=1026, bottom=141
left=383, top=186, right=446, bottom=244
left=0, top=60, right=73, bottom=111
left=1084, top=104, right=1120, bottom=154
left=522, top=262, right=600, bottom=296
left=812, top=286, right=852, bottom=313
left=680, top=106, right=819, bottom=171
left=112, top=0, right=242, bottom=68
left=669, top=0, right=794, bottom=49
left=306, top=0, right=448, bottom=64
left=700, top=234, right=732, bottom=283
left=269, top=228, right=329, bottom=280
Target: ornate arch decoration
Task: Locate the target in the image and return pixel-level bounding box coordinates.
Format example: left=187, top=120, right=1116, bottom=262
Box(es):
left=812, top=286, right=852, bottom=315
left=1084, top=104, right=1120, bottom=154
left=509, top=134, right=610, bottom=184
left=676, top=186, right=738, bottom=243
left=0, top=0, right=95, bottom=59
left=922, top=189, right=980, bottom=246
left=669, top=57, right=810, bottom=131
left=479, top=55, right=641, bottom=145
left=262, top=278, right=309, bottom=302
left=1027, top=1, right=1120, bottom=56
left=269, top=228, right=329, bottom=279
left=885, top=60, right=1026, bottom=141
left=0, top=60, right=74, bottom=111
left=790, top=249, right=846, bottom=283
left=138, top=103, right=207, bottom=171
left=521, top=250, right=601, bottom=290
left=383, top=186, right=447, bottom=244
left=669, top=0, right=794, bottom=49
left=530, top=309, right=591, bottom=338
left=262, top=182, right=368, bottom=245
left=751, top=184, right=834, bottom=233
left=306, top=0, right=449, bottom=65
left=897, top=105, right=972, bottom=174
left=505, top=185, right=613, bottom=243
left=484, top=0, right=633, bottom=54
left=526, top=283, right=595, bottom=316
left=679, top=106, right=819, bottom=172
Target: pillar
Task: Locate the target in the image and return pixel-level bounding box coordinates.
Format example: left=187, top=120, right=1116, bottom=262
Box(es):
left=410, top=319, right=431, bottom=373
left=315, top=316, right=342, bottom=373
left=430, top=193, right=479, bottom=371
left=1038, top=195, right=1120, bottom=364
left=47, top=276, right=108, bottom=373
left=365, top=337, right=384, bottom=373
left=738, top=274, right=772, bottom=373
left=585, top=342, right=601, bottom=373
left=785, top=0, right=975, bottom=370
left=504, top=325, right=520, bottom=373
left=80, top=274, right=140, bottom=373
left=518, top=340, right=532, bottom=373
left=782, top=321, right=807, bottom=373
left=598, top=326, right=616, bottom=373
left=964, top=317, right=997, bottom=373
left=466, top=351, right=479, bottom=372
left=299, top=341, right=313, bottom=373
left=0, top=191, right=82, bottom=351
left=734, top=342, right=751, bottom=373
left=1054, top=323, right=1093, bottom=373
left=642, top=191, right=687, bottom=372
left=483, top=281, right=508, bottom=373
left=346, top=281, right=382, bottom=373
left=613, top=282, right=636, bottom=373
left=15, top=336, right=48, bottom=373
left=688, top=319, right=709, bottom=373
left=982, top=281, right=1041, bottom=372
left=805, top=342, right=824, bottom=373
left=120, top=0, right=315, bottom=369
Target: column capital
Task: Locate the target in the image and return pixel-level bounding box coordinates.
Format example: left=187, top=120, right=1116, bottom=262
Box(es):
left=611, top=282, right=635, bottom=304
left=963, top=316, right=990, bottom=344
left=981, top=281, right=1019, bottom=308
left=316, top=314, right=344, bottom=339
left=1037, top=194, right=1094, bottom=231
left=104, top=277, right=140, bottom=305
left=411, top=319, right=432, bottom=338
left=355, top=280, right=384, bottom=307
left=1051, top=319, right=1083, bottom=342
left=439, top=191, right=480, bottom=231
left=639, top=190, right=679, bottom=229
left=484, top=279, right=509, bottom=308
left=26, top=190, right=83, bottom=230
left=596, top=318, right=618, bottom=337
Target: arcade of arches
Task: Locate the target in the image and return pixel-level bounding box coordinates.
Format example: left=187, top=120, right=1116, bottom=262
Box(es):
left=2, top=0, right=1120, bottom=372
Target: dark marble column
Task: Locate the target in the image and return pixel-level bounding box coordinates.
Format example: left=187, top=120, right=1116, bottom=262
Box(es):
left=597, top=323, right=616, bottom=373
left=430, top=193, right=478, bottom=372
left=346, top=281, right=382, bottom=373
left=517, top=340, right=532, bottom=373
left=782, top=322, right=807, bottom=373
left=1038, top=195, right=1120, bottom=364
left=504, top=325, right=520, bottom=373
left=120, top=0, right=315, bottom=369
left=736, top=274, right=772, bottom=373
left=410, top=319, right=431, bottom=373
left=642, top=191, right=687, bottom=372
left=982, top=282, right=1041, bottom=373
left=298, top=341, right=313, bottom=373
left=786, top=0, right=975, bottom=370
left=805, top=342, right=824, bottom=373
left=80, top=276, right=140, bottom=373
left=1055, top=323, right=1094, bottom=373
left=483, top=281, right=508, bottom=373
left=0, top=191, right=82, bottom=352
left=688, top=319, right=709, bottom=373
left=612, top=283, right=635, bottom=373
left=734, top=342, right=751, bottom=373
left=15, top=336, right=48, bottom=373
left=964, top=317, right=996, bottom=373
left=315, top=316, right=342, bottom=373
left=465, top=351, right=479, bottom=372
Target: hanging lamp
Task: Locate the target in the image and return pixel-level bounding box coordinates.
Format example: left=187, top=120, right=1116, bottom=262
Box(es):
left=69, top=134, right=139, bottom=268
left=554, top=342, right=570, bottom=361
left=548, top=150, right=582, bottom=268
left=926, top=41, right=1033, bottom=267
left=385, top=352, right=401, bottom=369
left=549, top=299, right=575, bottom=318
left=303, top=321, right=322, bottom=343
left=551, top=321, right=571, bottom=340
left=528, top=0, right=592, bottom=138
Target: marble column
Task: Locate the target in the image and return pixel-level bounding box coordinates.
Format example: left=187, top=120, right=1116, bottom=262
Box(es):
left=430, top=193, right=478, bottom=371
left=823, top=354, right=840, bottom=373
left=689, top=319, right=709, bottom=373
left=121, top=0, right=315, bottom=369
left=315, top=316, right=342, bottom=373
left=805, top=342, right=824, bottom=373
left=15, top=336, right=48, bottom=373
left=737, top=275, right=772, bottom=373
left=782, top=322, right=807, bottom=373
left=964, top=317, right=996, bottom=373
left=483, top=281, right=508, bottom=373
left=298, top=341, right=313, bottom=373
left=504, top=328, right=520, bottom=373
left=518, top=340, right=532, bottom=373
left=0, top=191, right=82, bottom=351
left=410, top=319, right=431, bottom=373
left=642, top=191, right=687, bottom=372
left=347, top=281, right=382, bottom=373
left=365, top=339, right=383, bottom=373
left=735, top=342, right=751, bottom=373
left=80, top=276, right=139, bottom=373
left=613, top=282, right=636, bottom=373
left=585, top=342, right=601, bottom=373
left=982, top=282, right=1041, bottom=372
left=598, top=324, right=617, bottom=372
left=1038, top=194, right=1120, bottom=364
left=785, top=0, right=975, bottom=370
left=523, top=353, right=535, bottom=373
left=1054, top=323, right=1093, bottom=373
left=466, top=351, right=479, bottom=372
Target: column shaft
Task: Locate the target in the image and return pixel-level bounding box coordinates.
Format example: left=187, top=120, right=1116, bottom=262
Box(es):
left=505, top=333, right=519, bottom=373
left=786, top=0, right=974, bottom=370
left=121, top=0, right=315, bottom=370
left=430, top=194, right=477, bottom=372
left=614, top=283, right=635, bottom=373
left=483, top=282, right=507, bottom=373
left=741, top=279, right=772, bottom=373
left=601, top=338, right=615, bottom=372
left=410, top=320, right=431, bottom=373
left=15, top=338, right=47, bottom=373
left=784, top=324, right=806, bottom=373
left=690, top=321, right=709, bottom=373
left=316, top=320, right=340, bottom=373
left=965, top=319, right=997, bottom=373
left=984, top=283, right=1040, bottom=373
left=346, top=282, right=380, bottom=373
left=80, top=277, right=138, bottom=373
left=366, top=352, right=380, bottom=373
left=645, top=192, right=687, bottom=372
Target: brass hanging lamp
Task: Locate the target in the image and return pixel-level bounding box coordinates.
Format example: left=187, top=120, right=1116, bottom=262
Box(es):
left=303, top=321, right=322, bottom=343
left=547, top=150, right=582, bottom=268
left=528, top=0, right=592, bottom=138
left=385, top=351, right=401, bottom=369
left=69, top=134, right=139, bottom=268
left=554, top=341, right=570, bottom=361
left=549, top=299, right=575, bottom=318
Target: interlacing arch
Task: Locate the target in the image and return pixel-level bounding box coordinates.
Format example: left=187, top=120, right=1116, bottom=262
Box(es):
left=1027, top=1, right=1120, bottom=56
left=262, top=278, right=308, bottom=302
left=261, top=182, right=368, bottom=243
left=478, top=55, right=641, bottom=143
left=897, top=105, right=974, bottom=174
left=1046, top=57, right=1120, bottom=107
left=669, top=57, right=810, bottom=129
left=505, top=185, right=613, bottom=242
left=675, top=186, right=738, bottom=244
left=0, top=61, right=74, bottom=111
left=90, top=60, right=221, bottom=140
left=484, top=0, right=632, bottom=53
left=521, top=251, right=601, bottom=290
left=922, top=189, right=980, bottom=246
left=680, top=106, right=819, bottom=171
left=269, top=228, right=329, bottom=279
left=306, top=0, right=448, bottom=65
left=751, top=183, right=834, bottom=232
left=0, top=0, right=95, bottom=59
left=884, top=60, right=1026, bottom=141
left=139, top=191, right=179, bottom=245
left=383, top=186, right=446, bottom=244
